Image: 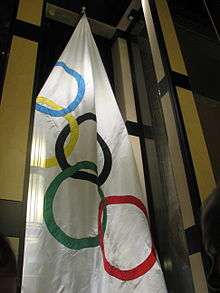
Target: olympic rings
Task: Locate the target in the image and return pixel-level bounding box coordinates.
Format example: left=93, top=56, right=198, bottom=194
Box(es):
left=55, top=112, right=112, bottom=186
left=98, top=195, right=157, bottom=281
left=32, top=96, right=79, bottom=168
left=36, top=63, right=156, bottom=280
left=43, top=161, right=107, bottom=250
left=36, top=61, right=85, bottom=117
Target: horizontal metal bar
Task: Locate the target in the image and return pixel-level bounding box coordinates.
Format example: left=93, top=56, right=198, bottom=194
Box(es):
left=172, top=71, right=192, bottom=91
left=126, top=120, right=154, bottom=139
left=14, top=19, right=40, bottom=42
left=46, top=3, right=116, bottom=39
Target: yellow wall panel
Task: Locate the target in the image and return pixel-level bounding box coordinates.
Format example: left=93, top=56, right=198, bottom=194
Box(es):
left=0, top=36, right=38, bottom=201
left=177, top=87, right=216, bottom=201
left=112, top=38, right=147, bottom=202
left=17, top=0, right=44, bottom=26
left=112, top=40, right=126, bottom=120
left=112, top=38, right=137, bottom=122
left=141, top=0, right=165, bottom=81
left=155, top=0, right=187, bottom=75
left=129, top=135, right=147, bottom=202
left=161, top=93, right=194, bottom=228
left=8, top=237, right=20, bottom=258
left=189, top=253, right=208, bottom=293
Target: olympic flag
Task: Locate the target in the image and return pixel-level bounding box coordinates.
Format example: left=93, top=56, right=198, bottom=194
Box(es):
left=22, top=15, right=167, bottom=293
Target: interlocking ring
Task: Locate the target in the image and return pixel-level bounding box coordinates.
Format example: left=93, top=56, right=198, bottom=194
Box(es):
left=98, top=195, right=157, bottom=281
left=33, top=97, right=79, bottom=168
left=43, top=161, right=107, bottom=250
left=36, top=61, right=85, bottom=117
left=55, top=112, right=112, bottom=186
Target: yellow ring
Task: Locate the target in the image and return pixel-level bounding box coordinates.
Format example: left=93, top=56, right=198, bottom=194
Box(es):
left=32, top=96, right=79, bottom=168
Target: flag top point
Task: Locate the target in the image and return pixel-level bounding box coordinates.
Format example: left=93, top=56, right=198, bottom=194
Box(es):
left=81, top=6, right=86, bottom=15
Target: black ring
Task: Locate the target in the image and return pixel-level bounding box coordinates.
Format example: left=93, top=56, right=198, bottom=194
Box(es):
left=55, top=112, right=112, bottom=186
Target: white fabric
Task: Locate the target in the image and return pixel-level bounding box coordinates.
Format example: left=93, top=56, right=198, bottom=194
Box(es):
left=22, top=15, right=167, bottom=293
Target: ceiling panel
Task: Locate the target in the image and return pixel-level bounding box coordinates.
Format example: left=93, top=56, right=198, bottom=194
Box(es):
left=47, top=0, right=132, bottom=26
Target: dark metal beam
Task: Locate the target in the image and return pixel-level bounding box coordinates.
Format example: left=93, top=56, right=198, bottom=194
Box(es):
left=126, top=120, right=154, bottom=139
left=0, top=199, right=23, bottom=237
left=13, top=19, right=41, bottom=42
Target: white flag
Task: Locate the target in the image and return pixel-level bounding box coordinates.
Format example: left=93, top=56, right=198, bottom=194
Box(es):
left=22, top=15, right=167, bottom=293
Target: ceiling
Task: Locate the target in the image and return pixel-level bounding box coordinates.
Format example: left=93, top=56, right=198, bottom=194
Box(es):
left=47, top=0, right=133, bottom=26
left=46, top=1, right=220, bottom=42
left=168, top=0, right=220, bottom=41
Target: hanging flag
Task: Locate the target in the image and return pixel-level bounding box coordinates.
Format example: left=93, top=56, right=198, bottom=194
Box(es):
left=22, top=15, right=167, bottom=293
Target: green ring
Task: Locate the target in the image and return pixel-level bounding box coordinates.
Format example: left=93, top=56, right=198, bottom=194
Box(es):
left=43, top=161, right=107, bottom=250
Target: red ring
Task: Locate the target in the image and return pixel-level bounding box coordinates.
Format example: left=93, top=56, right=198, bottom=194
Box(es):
left=98, top=195, right=157, bottom=281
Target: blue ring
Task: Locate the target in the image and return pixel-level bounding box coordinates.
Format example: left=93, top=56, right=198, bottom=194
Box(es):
left=36, top=61, right=85, bottom=117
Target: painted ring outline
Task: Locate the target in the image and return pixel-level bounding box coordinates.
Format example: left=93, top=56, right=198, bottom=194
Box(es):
left=43, top=161, right=107, bottom=250
left=36, top=61, right=85, bottom=117
left=33, top=96, right=79, bottom=168
left=55, top=112, right=112, bottom=186
left=98, top=195, right=157, bottom=281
